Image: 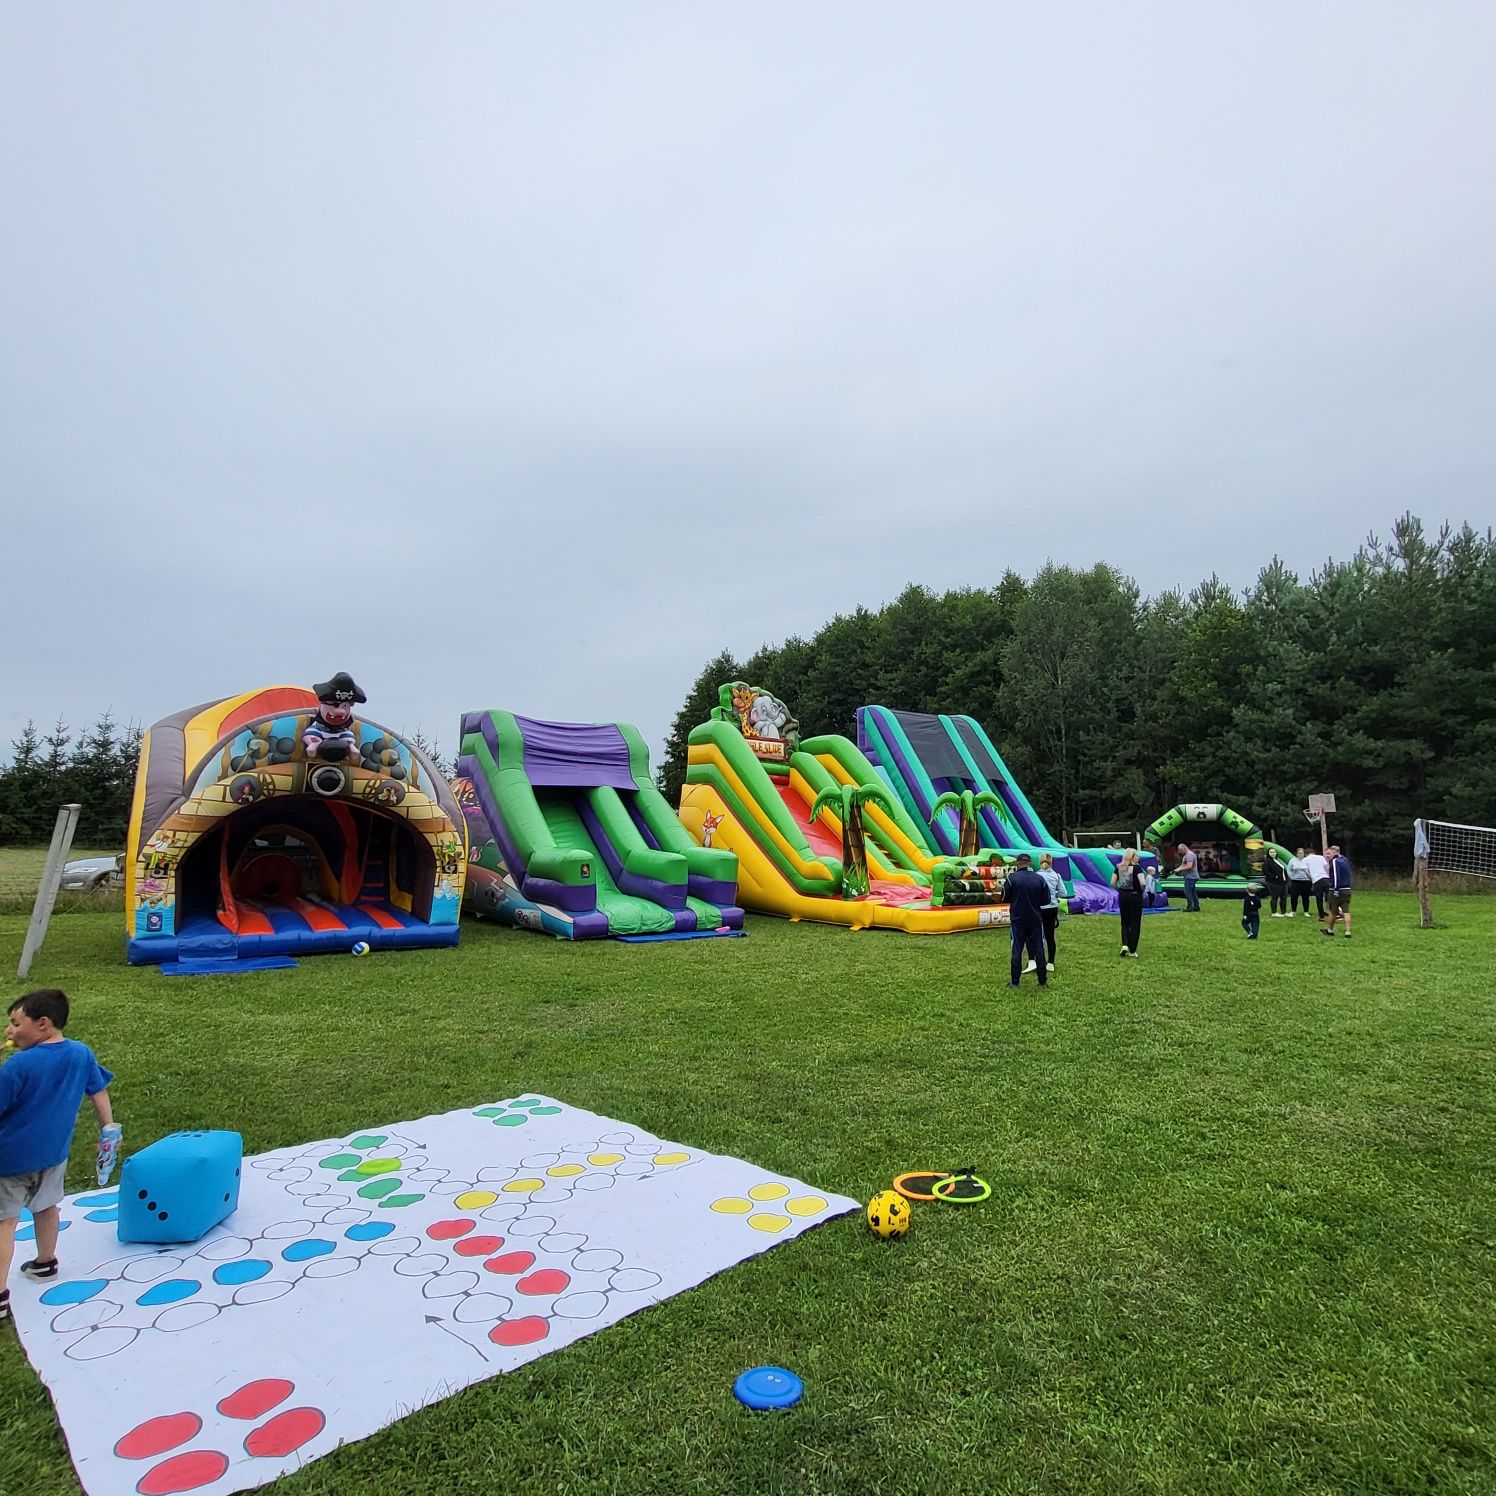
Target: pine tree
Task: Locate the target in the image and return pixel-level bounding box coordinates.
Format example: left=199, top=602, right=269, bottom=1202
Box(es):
left=0, top=721, right=46, bottom=842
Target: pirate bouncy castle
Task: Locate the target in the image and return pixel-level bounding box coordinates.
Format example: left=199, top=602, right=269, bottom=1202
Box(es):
left=125, top=674, right=466, bottom=965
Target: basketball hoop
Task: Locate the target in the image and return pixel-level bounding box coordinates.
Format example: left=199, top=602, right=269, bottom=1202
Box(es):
left=1305, top=793, right=1335, bottom=851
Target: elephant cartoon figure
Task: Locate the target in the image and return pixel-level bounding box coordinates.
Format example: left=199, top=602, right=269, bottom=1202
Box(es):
left=747, top=693, right=788, bottom=740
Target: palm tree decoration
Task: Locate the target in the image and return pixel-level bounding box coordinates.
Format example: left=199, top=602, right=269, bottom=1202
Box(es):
left=930, top=789, right=1004, bottom=858
left=811, top=782, right=899, bottom=899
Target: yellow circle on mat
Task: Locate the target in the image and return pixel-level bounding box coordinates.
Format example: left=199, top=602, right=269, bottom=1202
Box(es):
left=786, top=1196, right=826, bottom=1217
left=748, top=1213, right=791, bottom=1233
left=587, top=1153, right=623, bottom=1166
left=454, top=1190, right=498, bottom=1209
left=502, top=1178, right=545, bottom=1194
left=711, top=1197, right=752, bottom=1214
left=547, top=1164, right=585, bottom=1177
left=747, top=1182, right=790, bottom=1201
left=653, top=1152, right=689, bottom=1165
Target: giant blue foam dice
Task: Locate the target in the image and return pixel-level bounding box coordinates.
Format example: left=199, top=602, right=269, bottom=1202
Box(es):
left=117, top=1130, right=243, bottom=1244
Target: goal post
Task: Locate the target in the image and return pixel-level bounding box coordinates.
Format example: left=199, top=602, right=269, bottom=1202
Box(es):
left=1413, top=817, right=1496, bottom=929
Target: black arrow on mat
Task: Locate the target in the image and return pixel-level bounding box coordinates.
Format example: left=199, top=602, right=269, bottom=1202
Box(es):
left=425, top=1315, right=488, bottom=1361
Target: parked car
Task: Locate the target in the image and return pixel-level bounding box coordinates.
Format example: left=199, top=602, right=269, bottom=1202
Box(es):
left=60, top=854, right=125, bottom=891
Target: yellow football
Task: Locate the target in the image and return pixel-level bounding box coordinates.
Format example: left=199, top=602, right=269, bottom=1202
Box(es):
left=866, top=1189, right=910, bottom=1240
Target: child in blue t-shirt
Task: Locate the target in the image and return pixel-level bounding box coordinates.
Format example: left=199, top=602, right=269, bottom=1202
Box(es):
left=0, top=989, right=113, bottom=1323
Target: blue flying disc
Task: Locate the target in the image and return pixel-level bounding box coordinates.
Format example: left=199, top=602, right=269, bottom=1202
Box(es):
left=733, top=1365, right=803, bottom=1410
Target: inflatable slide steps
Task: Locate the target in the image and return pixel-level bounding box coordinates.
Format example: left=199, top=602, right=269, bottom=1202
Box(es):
left=681, top=718, right=1007, bottom=933
left=459, top=709, right=743, bottom=940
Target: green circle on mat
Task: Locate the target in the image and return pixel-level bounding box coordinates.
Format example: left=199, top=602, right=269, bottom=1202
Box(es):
left=527, top=1106, right=562, bottom=1116
left=318, top=1153, right=361, bottom=1171
left=378, top=1193, right=424, bottom=1209
left=474, top=1108, right=504, bottom=1118
left=357, top=1178, right=402, bottom=1199
left=492, top=1114, right=527, bottom=1127
left=348, top=1135, right=387, bottom=1149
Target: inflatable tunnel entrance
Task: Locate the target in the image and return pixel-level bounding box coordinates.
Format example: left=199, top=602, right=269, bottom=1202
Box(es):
left=126, top=685, right=466, bottom=964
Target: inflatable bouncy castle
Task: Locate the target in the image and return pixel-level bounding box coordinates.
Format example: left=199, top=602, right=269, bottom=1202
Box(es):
left=1144, top=803, right=1289, bottom=900
left=679, top=683, right=1010, bottom=932
left=458, top=709, right=743, bottom=940
left=126, top=676, right=466, bottom=965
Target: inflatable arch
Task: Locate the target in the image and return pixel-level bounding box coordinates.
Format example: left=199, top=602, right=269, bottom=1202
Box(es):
left=126, top=685, right=466, bottom=964
left=1144, top=802, right=1289, bottom=899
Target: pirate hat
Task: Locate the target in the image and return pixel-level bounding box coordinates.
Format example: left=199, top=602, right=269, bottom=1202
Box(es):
left=313, top=671, right=367, bottom=705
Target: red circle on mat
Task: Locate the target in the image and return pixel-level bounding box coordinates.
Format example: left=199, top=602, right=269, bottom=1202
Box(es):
left=114, top=1412, right=202, bottom=1460
left=217, top=1378, right=294, bottom=1421
left=243, top=1407, right=326, bottom=1459
left=135, top=1449, right=231, bottom=1494
left=426, top=1219, right=476, bottom=1241
left=489, top=1316, right=549, bottom=1346
left=453, top=1235, right=505, bottom=1257
left=516, top=1268, right=571, bottom=1296
left=483, top=1250, right=536, bottom=1275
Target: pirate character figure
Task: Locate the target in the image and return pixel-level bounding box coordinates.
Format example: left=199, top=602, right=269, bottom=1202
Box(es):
left=303, top=672, right=366, bottom=761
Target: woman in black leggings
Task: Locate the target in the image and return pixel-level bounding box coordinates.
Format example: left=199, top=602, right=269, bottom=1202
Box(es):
left=1264, top=853, right=1289, bottom=917
left=1112, top=849, right=1144, bottom=957
left=1288, top=847, right=1313, bottom=916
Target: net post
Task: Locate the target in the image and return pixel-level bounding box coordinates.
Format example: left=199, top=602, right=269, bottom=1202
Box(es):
left=17, top=803, right=82, bottom=980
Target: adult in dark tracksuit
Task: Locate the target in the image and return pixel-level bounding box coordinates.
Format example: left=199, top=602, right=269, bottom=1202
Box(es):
left=1264, top=853, right=1288, bottom=917
left=1112, top=849, right=1145, bottom=957
left=1005, top=853, right=1049, bottom=988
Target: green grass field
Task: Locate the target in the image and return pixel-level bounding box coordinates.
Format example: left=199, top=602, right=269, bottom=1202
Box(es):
left=1, top=896, right=1492, bottom=1494
left=0, top=848, right=122, bottom=918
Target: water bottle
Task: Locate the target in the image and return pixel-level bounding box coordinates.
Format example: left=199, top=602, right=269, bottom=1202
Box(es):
left=96, top=1123, right=123, bottom=1188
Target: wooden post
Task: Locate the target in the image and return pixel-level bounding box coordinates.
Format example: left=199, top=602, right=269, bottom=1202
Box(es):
left=17, top=804, right=81, bottom=980
left=1415, top=853, right=1432, bottom=929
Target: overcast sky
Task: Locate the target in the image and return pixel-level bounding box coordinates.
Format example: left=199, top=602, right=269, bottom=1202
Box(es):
left=4, top=3, right=1494, bottom=767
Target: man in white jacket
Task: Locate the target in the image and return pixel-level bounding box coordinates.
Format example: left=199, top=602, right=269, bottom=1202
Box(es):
left=1302, top=848, right=1330, bottom=920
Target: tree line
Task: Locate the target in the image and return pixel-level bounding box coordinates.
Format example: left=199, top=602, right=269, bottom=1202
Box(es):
left=658, top=515, right=1496, bottom=869
left=0, top=716, right=143, bottom=848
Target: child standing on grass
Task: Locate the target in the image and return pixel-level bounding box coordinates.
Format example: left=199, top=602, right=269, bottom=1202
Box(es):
left=0, top=990, right=113, bottom=1324
left=1241, top=883, right=1263, bottom=940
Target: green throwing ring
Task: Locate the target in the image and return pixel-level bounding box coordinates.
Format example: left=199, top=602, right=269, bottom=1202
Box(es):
left=930, top=1172, right=991, bottom=1205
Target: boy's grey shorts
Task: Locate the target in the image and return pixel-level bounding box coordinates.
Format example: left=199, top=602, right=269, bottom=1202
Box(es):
left=0, top=1164, right=67, bottom=1221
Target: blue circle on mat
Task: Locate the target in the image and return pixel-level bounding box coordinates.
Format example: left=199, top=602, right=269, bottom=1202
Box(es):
left=733, top=1366, right=803, bottom=1410
left=85, top=1208, right=119, bottom=1223
left=41, top=1278, right=109, bottom=1306
left=281, top=1239, right=335, bottom=1262
left=75, top=1191, right=118, bottom=1206
left=345, top=1222, right=395, bottom=1241
left=136, top=1279, right=201, bottom=1307
left=213, top=1259, right=272, bottom=1286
